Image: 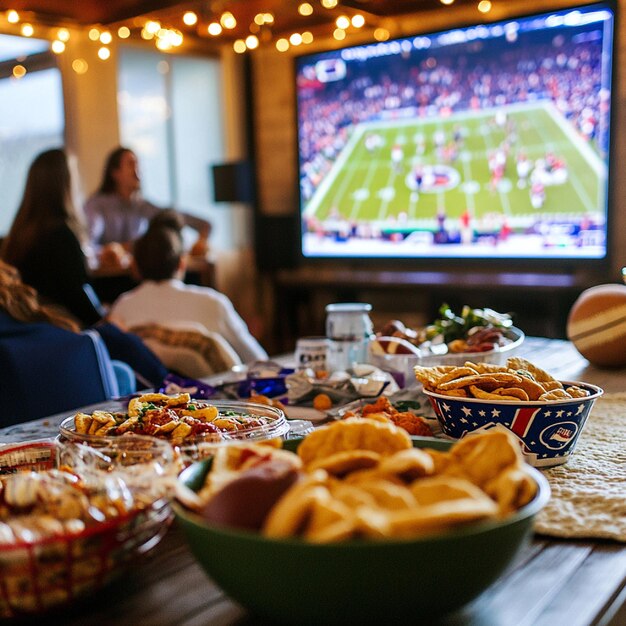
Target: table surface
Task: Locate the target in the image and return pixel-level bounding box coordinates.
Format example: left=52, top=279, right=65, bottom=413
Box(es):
left=2, top=337, right=625, bottom=626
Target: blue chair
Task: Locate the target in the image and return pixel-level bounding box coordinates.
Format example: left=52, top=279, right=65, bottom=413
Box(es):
left=0, top=310, right=135, bottom=426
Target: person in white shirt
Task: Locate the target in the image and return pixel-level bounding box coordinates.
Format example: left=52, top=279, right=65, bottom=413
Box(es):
left=108, top=221, right=267, bottom=364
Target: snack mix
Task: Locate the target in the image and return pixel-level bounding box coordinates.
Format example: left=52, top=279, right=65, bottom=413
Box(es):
left=415, top=357, right=591, bottom=401
left=181, top=419, right=539, bottom=543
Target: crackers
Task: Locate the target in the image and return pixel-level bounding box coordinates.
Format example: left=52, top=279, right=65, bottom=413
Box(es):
left=297, top=418, right=412, bottom=467
left=262, top=426, right=536, bottom=541
left=415, top=357, right=590, bottom=401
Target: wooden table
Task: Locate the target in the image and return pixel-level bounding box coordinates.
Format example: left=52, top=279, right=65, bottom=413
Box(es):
left=2, top=337, right=625, bottom=626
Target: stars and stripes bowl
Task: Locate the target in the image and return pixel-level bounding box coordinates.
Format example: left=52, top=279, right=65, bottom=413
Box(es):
left=423, top=381, right=603, bottom=468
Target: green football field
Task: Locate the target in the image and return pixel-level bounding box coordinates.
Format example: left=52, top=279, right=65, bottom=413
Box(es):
left=303, top=102, right=607, bottom=233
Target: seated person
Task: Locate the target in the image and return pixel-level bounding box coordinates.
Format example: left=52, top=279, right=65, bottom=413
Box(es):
left=0, top=261, right=137, bottom=425
left=109, top=220, right=268, bottom=365
left=1, top=148, right=103, bottom=327
left=84, top=147, right=211, bottom=259
left=0, top=261, right=167, bottom=402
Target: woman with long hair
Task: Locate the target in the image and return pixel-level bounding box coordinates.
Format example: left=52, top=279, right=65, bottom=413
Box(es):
left=84, top=145, right=211, bottom=247
left=0, top=259, right=167, bottom=399
left=0, top=260, right=80, bottom=332
left=1, top=148, right=102, bottom=326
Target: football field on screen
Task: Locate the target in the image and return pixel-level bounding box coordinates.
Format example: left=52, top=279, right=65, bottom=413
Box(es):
left=304, top=103, right=606, bottom=230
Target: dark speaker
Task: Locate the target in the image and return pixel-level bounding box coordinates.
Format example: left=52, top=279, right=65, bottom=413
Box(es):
left=211, top=161, right=256, bottom=203
left=254, top=214, right=300, bottom=271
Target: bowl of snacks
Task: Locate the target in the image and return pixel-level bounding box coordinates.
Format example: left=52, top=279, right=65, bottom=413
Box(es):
left=59, top=393, right=292, bottom=463
left=416, top=357, right=603, bottom=468
left=173, top=419, right=549, bottom=624
left=369, top=304, right=524, bottom=387
left=0, top=437, right=174, bottom=618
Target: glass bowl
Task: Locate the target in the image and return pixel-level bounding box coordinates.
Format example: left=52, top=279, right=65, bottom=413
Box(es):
left=59, top=400, right=292, bottom=464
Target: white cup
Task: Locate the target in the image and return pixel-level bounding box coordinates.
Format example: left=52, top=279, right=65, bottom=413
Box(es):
left=295, top=336, right=329, bottom=372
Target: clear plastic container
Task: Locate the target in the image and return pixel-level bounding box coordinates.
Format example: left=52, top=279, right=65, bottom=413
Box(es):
left=325, top=303, right=374, bottom=372
left=59, top=400, right=292, bottom=464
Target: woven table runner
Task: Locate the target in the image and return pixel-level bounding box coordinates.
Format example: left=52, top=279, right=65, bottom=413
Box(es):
left=534, top=392, right=626, bottom=542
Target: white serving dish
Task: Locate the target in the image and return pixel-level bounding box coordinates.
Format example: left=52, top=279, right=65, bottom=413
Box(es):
left=368, top=327, right=525, bottom=388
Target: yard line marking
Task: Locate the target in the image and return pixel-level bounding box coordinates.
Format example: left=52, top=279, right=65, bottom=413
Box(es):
left=348, top=156, right=378, bottom=221
left=460, top=152, right=475, bottom=213
left=304, top=124, right=365, bottom=217
left=542, top=101, right=606, bottom=177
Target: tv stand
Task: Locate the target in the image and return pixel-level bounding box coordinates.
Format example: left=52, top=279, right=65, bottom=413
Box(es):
left=271, top=266, right=599, bottom=351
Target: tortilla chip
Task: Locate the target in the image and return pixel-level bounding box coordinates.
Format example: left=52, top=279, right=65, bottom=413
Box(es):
left=506, top=357, right=556, bottom=384
left=436, top=366, right=480, bottom=385
left=436, top=388, right=469, bottom=397
left=565, top=385, right=591, bottom=398
left=539, top=389, right=570, bottom=401
left=493, top=387, right=529, bottom=401
left=308, top=450, right=382, bottom=476
left=438, top=372, right=521, bottom=391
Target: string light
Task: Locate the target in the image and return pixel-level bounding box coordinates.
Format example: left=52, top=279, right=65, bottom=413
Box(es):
left=478, top=0, right=492, bottom=13
left=12, top=64, right=26, bottom=78
left=72, top=58, right=88, bottom=74
left=275, top=38, right=289, bottom=52
left=374, top=28, right=390, bottom=41
left=145, top=20, right=161, bottom=34
left=220, top=12, right=236, bottom=29
left=245, top=35, right=259, bottom=49
left=207, top=22, right=222, bottom=36
left=0, top=2, right=413, bottom=55
left=183, top=11, right=197, bottom=26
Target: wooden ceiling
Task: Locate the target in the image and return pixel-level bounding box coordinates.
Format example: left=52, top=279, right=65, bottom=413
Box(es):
left=0, top=0, right=481, bottom=40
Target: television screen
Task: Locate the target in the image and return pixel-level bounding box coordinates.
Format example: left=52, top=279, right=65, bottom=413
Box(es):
left=295, top=2, right=615, bottom=263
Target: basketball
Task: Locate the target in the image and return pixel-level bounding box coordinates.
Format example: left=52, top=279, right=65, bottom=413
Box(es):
left=566, top=284, right=626, bottom=367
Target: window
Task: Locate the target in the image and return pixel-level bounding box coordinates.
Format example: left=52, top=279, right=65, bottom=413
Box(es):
left=118, top=47, right=236, bottom=248
left=0, top=34, right=65, bottom=236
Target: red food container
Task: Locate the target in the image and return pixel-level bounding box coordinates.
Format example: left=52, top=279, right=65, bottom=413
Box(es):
left=0, top=440, right=172, bottom=618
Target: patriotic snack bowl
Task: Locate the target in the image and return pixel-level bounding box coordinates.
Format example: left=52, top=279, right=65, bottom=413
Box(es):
left=173, top=438, right=550, bottom=625
left=424, top=381, right=603, bottom=468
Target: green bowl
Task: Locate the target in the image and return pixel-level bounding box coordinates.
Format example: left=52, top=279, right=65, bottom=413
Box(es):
left=174, top=437, right=549, bottom=625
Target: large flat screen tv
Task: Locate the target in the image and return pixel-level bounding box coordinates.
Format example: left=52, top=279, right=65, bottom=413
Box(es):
left=295, top=2, right=616, bottom=266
